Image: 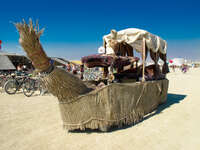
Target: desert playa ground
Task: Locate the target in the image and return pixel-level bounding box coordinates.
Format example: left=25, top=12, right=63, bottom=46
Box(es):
left=0, top=69, right=200, bottom=150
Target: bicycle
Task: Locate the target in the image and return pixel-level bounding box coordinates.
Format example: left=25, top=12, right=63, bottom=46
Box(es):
left=0, top=74, right=7, bottom=88
left=4, top=74, right=33, bottom=96
left=22, top=76, right=43, bottom=97
left=0, top=73, right=14, bottom=92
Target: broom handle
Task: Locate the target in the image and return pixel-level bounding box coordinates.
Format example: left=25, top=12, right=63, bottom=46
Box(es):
left=142, top=38, right=146, bottom=82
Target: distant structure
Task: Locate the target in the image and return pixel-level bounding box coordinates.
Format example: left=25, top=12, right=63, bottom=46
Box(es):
left=0, top=52, right=32, bottom=69
left=0, top=51, right=75, bottom=71
left=0, top=55, right=16, bottom=71
left=169, top=58, right=185, bottom=67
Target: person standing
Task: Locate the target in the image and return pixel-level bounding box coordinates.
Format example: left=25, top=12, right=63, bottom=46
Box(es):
left=66, top=62, right=71, bottom=72
left=72, top=64, right=77, bottom=74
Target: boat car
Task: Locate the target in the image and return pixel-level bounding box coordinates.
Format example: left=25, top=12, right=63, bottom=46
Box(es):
left=15, top=21, right=169, bottom=131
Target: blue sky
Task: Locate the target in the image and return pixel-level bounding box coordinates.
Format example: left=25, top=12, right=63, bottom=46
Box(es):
left=0, top=0, right=200, bottom=60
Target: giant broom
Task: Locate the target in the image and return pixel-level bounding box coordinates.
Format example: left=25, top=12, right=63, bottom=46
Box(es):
left=15, top=19, right=90, bottom=101
left=15, top=20, right=168, bottom=131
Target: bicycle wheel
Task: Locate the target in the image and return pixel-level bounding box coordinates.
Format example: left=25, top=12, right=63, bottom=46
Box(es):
left=4, top=80, right=17, bottom=95
left=23, top=79, right=35, bottom=97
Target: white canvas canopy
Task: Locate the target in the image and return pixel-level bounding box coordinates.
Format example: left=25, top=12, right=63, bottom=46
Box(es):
left=103, top=28, right=167, bottom=54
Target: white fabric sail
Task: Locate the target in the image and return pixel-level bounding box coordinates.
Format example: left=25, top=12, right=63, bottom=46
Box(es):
left=103, top=28, right=167, bottom=54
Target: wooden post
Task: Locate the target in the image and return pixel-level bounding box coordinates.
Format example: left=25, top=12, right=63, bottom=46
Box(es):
left=80, top=64, right=84, bottom=80
left=142, top=38, right=146, bottom=82
left=104, top=41, right=107, bottom=54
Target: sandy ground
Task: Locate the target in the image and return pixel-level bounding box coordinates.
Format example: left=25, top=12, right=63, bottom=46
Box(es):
left=0, top=68, right=200, bottom=150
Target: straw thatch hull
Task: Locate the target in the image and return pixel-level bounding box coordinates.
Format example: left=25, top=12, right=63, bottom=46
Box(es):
left=58, top=79, right=168, bottom=131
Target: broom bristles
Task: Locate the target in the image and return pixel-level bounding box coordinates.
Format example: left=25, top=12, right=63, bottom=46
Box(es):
left=15, top=19, right=50, bottom=71
left=15, top=19, right=91, bottom=100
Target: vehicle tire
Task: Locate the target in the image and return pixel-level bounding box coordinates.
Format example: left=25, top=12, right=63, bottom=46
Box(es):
left=23, top=79, right=35, bottom=97
left=4, top=80, right=17, bottom=95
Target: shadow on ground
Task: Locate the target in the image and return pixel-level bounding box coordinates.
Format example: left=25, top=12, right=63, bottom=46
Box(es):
left=140, top=93, right=186, bottom=122
left=69, top=93, right=187, bottom=134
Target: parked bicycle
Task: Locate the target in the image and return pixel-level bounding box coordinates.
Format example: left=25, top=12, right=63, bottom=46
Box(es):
left=0, top=74, right=8, bottom=88
left=0, top=73, right=14, bottom=90
left=22, top=76, right=44, bottom=97
left=4, top=73, right=34, bottom=96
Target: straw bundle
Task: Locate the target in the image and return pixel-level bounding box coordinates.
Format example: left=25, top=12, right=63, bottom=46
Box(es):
left=15, top=19, right=50, bottom=72
left=43, top=67, right=91, bottom=102
left=15, top=19, right=91, bottom=101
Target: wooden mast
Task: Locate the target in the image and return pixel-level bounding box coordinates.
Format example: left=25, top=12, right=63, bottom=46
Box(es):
left=142, top=38, right=146, bottom=82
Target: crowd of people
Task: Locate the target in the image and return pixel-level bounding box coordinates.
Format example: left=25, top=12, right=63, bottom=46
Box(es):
left=62, top=62, right=78, bottom=74
left=170, top=64, right=189, bottom=73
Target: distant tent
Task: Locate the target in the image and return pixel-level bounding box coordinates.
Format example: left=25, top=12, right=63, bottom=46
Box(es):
left=50, top=57, right=70, bottom=66
left=171, top=58, right=185, bottom=66
left=50, top=57, right=79, bottom=66
left=71, top=60, right=82, bottom=65
left=0, top=52, right=32, bottom=69
left=0, top=55, right=16, bottom=70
